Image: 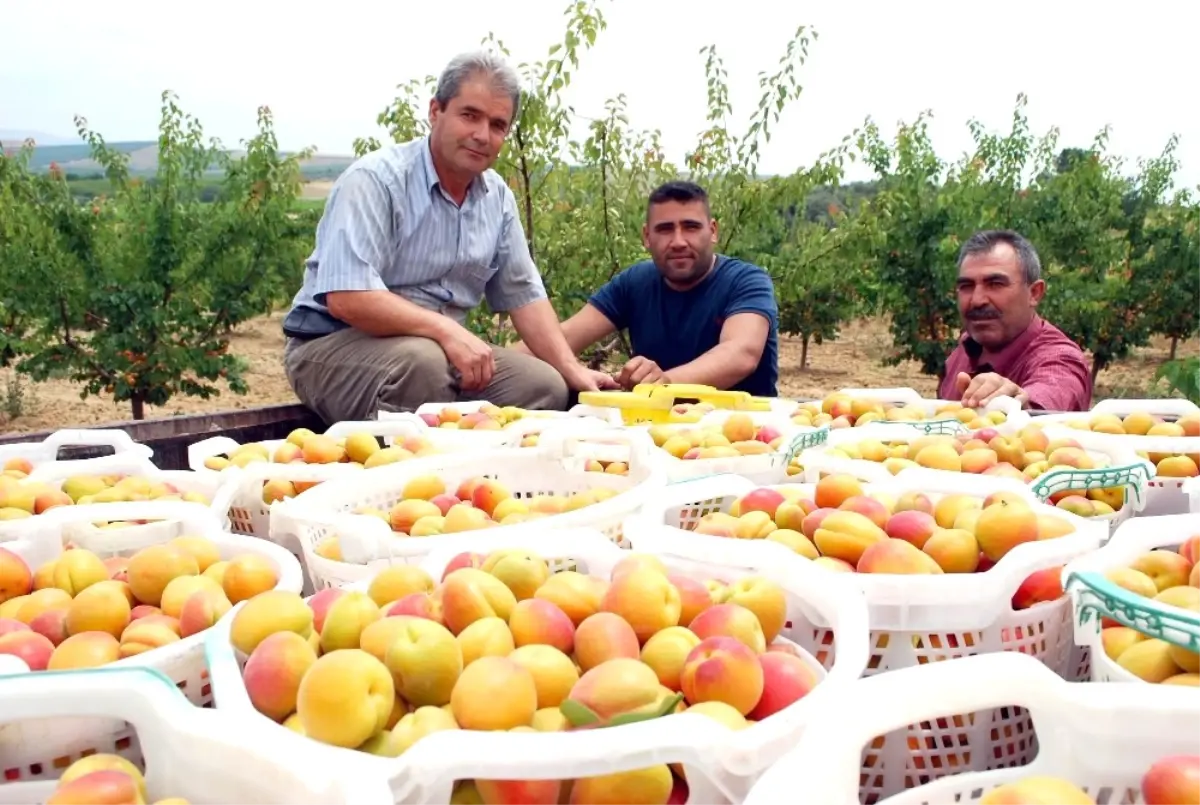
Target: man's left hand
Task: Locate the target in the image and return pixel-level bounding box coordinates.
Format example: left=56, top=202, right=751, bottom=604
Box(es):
left=615, top=356, right=669, bottom=390
left=564, top=364, right=621, bottom=393
left=955, top=371, right=1028, bottom=409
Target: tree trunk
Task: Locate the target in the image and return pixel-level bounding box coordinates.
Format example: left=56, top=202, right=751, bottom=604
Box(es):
left=800, top=333, right=810, bottom=370
left=1090, top=356, right=1104, bottom=386
left=1170, top=335, right=1179, bottom=361
left=131, top=392, right=146, bottom=421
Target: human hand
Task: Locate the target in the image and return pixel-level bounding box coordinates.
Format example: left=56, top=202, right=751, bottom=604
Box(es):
left=954, top=371, right=1026, bottom=409
left=439, top=324, right=495, bottom=391
left=615, top=356, right=669, bottom=390
left=564, top=364, right=621, bottom=393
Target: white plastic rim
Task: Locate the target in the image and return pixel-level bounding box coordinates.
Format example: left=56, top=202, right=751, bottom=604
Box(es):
left=204, top=526, right=871, bottom=805
left=0, top=665, right=390, bottom=805
left=742, top=650, right=1200, bottom=805
left=624, top=467, right=1107, bottom=633
left=822, top=389, right=1031, bottom=433
left=0, top=428, right=155, bottom=471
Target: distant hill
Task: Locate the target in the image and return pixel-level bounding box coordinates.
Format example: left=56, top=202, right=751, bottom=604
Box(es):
left=4, top=140, right=356, bottom=181
left=0, top=129, right=77, bottom=146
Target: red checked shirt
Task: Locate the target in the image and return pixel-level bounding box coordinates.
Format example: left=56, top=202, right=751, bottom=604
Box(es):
left=938, top=316, right=1093, bottom=412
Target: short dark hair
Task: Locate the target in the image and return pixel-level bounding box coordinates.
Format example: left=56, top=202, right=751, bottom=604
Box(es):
left=647, top=180, right=711, bottom=218
left=957, top=229, right=1042, bottom=284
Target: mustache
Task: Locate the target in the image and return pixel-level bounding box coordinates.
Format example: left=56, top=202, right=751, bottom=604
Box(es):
left=966, top=307, right=1002, bottom=321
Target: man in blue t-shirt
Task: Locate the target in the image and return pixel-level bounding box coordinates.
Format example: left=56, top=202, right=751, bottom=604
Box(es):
left=530, top=181, right=780, bottom=396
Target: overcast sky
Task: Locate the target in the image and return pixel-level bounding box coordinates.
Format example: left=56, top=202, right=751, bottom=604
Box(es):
left=4, top=0, right=1198, bottom=188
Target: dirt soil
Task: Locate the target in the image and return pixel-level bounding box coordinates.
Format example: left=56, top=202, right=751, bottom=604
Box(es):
left=0, top=314, right=1193, bottom=434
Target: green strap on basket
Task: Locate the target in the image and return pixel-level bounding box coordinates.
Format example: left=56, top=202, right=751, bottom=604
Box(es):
left=866, top=418, right=971, bottom=437
left=1029, top=462, right=1152, bottom=508
left=774, top=425, right=831, bottom=469
left=1066, top=571, right=1200, bottom=652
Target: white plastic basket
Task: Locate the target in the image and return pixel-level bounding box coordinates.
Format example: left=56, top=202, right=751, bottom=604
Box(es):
left=625, top=467, right=1107, bottom=800
left=1063, top=512, right=1200, bottom=683
left=0, top=428, right=155, bottom=474
left=269, top=428, right=669, bottom=590
left=0, top=457, right=240, bottom=541
left=639, top=410, right=829, bottom=484
left=0, top=665, right=389, bottom=803
left=745, top=651, right=1200, bottom=805
left=797, top=423, right=1153, bottom=535
left=0, top=499, right=303, bottom=772
left=188, top=416, right=462, bottom=541
left=803, top=388, right=1031, bottom=434
left=1036, top=403, right=1200, bottom=516
left=204, top=526, right=871, bottom=804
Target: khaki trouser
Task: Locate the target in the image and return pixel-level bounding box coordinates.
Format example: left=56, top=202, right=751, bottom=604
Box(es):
left=283, top=328, right=570, bottom=424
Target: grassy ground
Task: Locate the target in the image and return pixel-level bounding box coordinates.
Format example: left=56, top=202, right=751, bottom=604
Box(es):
left=0, top=315, right=1192, bottom=434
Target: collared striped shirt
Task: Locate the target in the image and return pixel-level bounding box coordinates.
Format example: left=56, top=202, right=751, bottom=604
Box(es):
left=282, top=136, right=547, bottom=338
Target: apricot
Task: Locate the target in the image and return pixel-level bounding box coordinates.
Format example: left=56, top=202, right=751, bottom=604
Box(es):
left=839, top=495, right=889, bottom=529
left=813, top=510, right=888, bottom=566
left=320, top=590, right=381, bottom=653
left=979, top=776, right=1094, bottom=804
left=1117, top=638, right=1184, bottom=683
left=178, top=588, right=231, bottom=638
left=564, top=657, right=664, bottom=726
left=640, top=626, right=701, bottom=691
left=229, top=590, right=313, bottom=656
left=241, top=631, right=318, bottom=721
left=680, top=636, right=764, bottom=716
left=476, top=778, right=562, bottom=805
left=509, top=598, right=576, bottom=654
left=297, top=649, right=395, bottom=748
left=857, top=539, right=944, bottom=575
left=58, top=754, right=146, bottom=800
left=689, top=603, right=767, bottom=652
left=118, top=620, right=181, bottom=658
left=441, top=568, right=518, bottom=635
left=46, top=770, right=143, bottom=805
left=389, top=499, right=442, bottom=534
left=922, top=528, right=981, bottom=573
left=29, top=609, right=68, bottom=646
left=885, top=510, right=939, bottom=549
left=65, top=582, right=132, bottom=639
left=51, top=549, right=109, bottom=597
left=384, top=615, right=463, bottom=707
left=167, top=536, right=221, bottom=573
left=573, top=611, right=641, bottom=672
left=126, top=545, right=198, bottom=607
left=813, top=474, right=863, bottom=510
left=1100, top=626, right=1145, bottom=661
left=449, top=616, right=510, bottom=666
left=748, top=651, right=819, bottom=720
left=1036, top=514, right=1076, bottom=540
left=510, top=644, right=580, bottom=709
left=159, top=575, right=223, bottom=620
left=666, top=574, right=713, bottom=627
left=569, top=765, right=673, bottom=805
left=391, top=705, right=459, bottom=755
left=221, top=554, right=279, bottom=604
left=723, top=577, right=787, bottom=644
left=1131, top=550, right=1193, bottom=592
left=534, top=572, right=607, bottom=626
left=0, top=629, right=54, bottom=670
left=451, top=656, right=537, bottom=730
left=48, top=631, right=121, bottom=670
left=1104, top=567, right=1159, bottom=599
left=598, top=569, right=681, bottom=644
left=974, top=500, right=1039, bottom=562
left=365, top=564, right=434, bottom=608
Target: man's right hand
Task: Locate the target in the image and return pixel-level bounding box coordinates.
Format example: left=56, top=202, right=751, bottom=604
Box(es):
left=439, top=324, right=495, bottom=391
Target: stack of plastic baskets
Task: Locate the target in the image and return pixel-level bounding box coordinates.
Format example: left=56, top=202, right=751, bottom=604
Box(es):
left=625, top=467, right=1109, bottom=801
left=1064, top=511, right=1200, bottom=683
left=743, top=651, right=1200, bottom=805
left=0, top=665, right=390, bottom=803
left=0, top=499, right=303, bottom=776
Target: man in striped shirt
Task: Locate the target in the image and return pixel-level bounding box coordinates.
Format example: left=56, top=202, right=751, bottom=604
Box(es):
left=281, top=52, right=617, bottom=423
left=939, top=229, right=1092, bottom=411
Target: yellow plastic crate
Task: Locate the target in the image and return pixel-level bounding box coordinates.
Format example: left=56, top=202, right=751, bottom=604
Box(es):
left=580, top=384, right=761, bottom=425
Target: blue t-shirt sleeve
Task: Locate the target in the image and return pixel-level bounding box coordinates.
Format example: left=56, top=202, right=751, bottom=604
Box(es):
left=724, top=263, right=778, bottom=322
left=588, top=270, right=631, bottom=330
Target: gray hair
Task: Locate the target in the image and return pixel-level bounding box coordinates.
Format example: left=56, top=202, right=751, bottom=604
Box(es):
left=957, top=229, right=1043, bottom=285
left=434, top=51, right=522, bottom=123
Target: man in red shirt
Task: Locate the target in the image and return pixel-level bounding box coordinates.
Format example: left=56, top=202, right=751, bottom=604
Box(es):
left=938, top=230, right=1092, bottom=412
